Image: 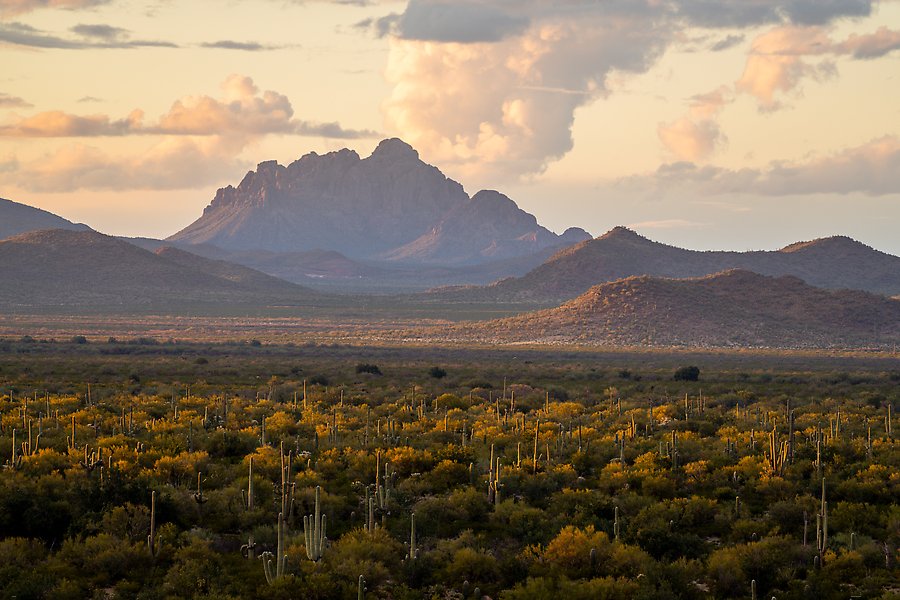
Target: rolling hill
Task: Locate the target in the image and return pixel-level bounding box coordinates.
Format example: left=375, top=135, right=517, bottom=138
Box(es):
left=0, top=229, right=321, bottom=308
left=429, top=226, right=900, bottom=304
left=439, top=270, right=900, bottom=349
left=0, top=197, right=90, bottom=240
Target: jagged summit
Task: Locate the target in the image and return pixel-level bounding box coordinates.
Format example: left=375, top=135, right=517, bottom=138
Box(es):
left=169, top=138, right=585, bottom=264
left=370, top=137, right=419, bottom=160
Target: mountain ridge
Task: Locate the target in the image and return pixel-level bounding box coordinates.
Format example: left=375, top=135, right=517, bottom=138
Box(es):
left=437, top=269, right=900, bottom=349
left=0, top=229, right=321, bottom=308
left=168, top=138, right=590, bottom=264
left=0, top=197, right=91, bottom=240
left=428, top=226, right=900, bottom=302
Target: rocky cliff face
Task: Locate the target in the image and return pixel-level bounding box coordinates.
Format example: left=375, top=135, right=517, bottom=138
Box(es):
left=169, top=139, right=586, bottom=263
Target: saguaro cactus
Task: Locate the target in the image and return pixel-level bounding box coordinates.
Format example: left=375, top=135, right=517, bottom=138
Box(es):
left=304, top=486, right=326, bottom=561
left=261, top=511, right=288, bottom=584
left=147, top=490, right=157, bottom=558
left=614, top=506, right=620, bottom=541
left=406, top=512, right=418, bottom=560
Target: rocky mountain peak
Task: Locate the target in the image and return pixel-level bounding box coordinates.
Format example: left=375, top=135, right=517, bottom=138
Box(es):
left=169, top=139, right=584, bottom=264
left=370, top=138, right=419, bottom=161
left=600, top=226, right=647, bottom=242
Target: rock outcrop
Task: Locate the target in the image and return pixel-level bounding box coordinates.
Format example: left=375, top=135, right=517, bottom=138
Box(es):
left=169, top=139, right=587, bottom=263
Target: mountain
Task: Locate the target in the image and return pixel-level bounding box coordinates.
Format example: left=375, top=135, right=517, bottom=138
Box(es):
left=0, top=229, right=320, bottom=308
left=169, top=139, right=588, bottom=264
left=152, top=246, right=310, bottom=296
left=440, top=270, right=900, bottom=349
left=384, top=189, right=590, bottom=265
left=430, top=227, right=900, bottom=303
left=0, top=197, right=90, bottom=240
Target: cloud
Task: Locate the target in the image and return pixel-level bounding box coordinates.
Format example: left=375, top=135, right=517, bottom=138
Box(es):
left=77, top=96, right=102, bottom=103
left=201, top=40, right=284, bottom=51
left=0, top=138, right=250, bottom=192
left=382, top=4, right=673, bottom=181
left=658, top=117, right=725, bottom=161
left=629, top=136, right=900, bottom=196
left=0, top=0, right=110, bottom=19
left=70, top=23, right=127, bottom=40
left=657, top=85, right=733, bottom=161
left=373, top=1, right=887, bottom=182
left=736, top=26, right=836, bottom=109
left=0, top=76, right=379, bottom=192
left=737, top=25, right=900, bottom=109
left=673, top=0, right=872, bottom=28
left=710, top=34, right=744, bottom=52
left=0, top=109, right=143, bottom=136
left=0, top=21, right=176, bottom=48
left=0, top=92, right=32, bottom=108
left=688, top=87, right=733, bottom=118
left=368, top=1, right=529, bottom=43
left=835, top=26, right=900, bottom=59
left=0, top=75, right=378, bottom=140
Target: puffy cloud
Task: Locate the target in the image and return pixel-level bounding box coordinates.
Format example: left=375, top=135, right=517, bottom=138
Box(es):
left=0, top=75, right=378, bottom=140
left=375, top=0, right=887, bottom=181
left=736, top=26, right=835, bottom=109
left=630, top=136, right=900, bottom=196
left=658, top=86, right=732, bottom=160
left=383, top=4, right=673, bottom=181
left=0, top=138, right=249, bottom=192
left=153, top=75, right=294, bottom=137
left=737, top=25, right=900, bottom=109
left=0, top=76, right=378, bottom=192
left=0, top=0, right=109, bottom=19
left=658, top=117, right=725, bottom=161
left=0, top=109, right=143, bottom=136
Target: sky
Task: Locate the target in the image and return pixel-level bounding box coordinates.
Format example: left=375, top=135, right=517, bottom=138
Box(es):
left=1, top=0, right=899, bottom=253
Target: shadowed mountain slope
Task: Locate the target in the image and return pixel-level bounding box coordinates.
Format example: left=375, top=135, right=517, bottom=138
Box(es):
left=0, top=229, right=320, bottom=308
left=0, top=197, right=90, bottom=240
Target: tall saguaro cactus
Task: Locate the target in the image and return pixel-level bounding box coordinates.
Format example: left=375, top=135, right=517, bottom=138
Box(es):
left=816, top=477, right=828, bottom=565
left=304, top=486, right=326, bottom=561
left=406, top=512, right=418, bottom=560
left=147, top=490, right=157, bottom=558
left=262, top=511, right=288, bottom=584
